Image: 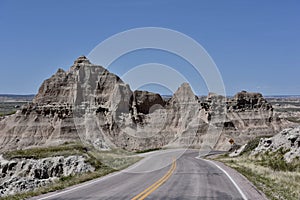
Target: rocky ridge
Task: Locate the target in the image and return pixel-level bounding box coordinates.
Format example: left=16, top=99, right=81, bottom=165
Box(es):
left=0, top=155, right=93, bottom=196
left=0, top=56, right=291, bottom=152
left=252, top=126, right=300, bottom=162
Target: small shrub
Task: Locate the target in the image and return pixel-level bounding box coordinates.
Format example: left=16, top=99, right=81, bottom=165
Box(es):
left=257, top=148, right=299, bottom=172
left=241, top=135, right=272, bottom=155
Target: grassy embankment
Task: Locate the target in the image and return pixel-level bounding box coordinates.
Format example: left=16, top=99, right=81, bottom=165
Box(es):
left=1, top=142, right=141, bottom=200
left=213, top=137, right=300, bottom=200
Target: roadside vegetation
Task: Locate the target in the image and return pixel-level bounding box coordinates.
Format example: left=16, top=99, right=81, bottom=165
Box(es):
left=214, top=137, right=300, bottom=200
left=1, top=142, right=141, bottom=200
left=3, top=142, right=89, bottom=160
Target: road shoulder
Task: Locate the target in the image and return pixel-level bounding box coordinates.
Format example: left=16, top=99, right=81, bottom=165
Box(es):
left=208, top=160, right=268, bottom=200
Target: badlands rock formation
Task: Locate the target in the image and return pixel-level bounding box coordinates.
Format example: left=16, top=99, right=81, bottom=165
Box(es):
left=0, top=155, right=93, bottom=196
left=0, top=56, right=288, bottom=152
left=218, top=91, right=281, bottom=149
left=252, top=126, right=300, bottom=162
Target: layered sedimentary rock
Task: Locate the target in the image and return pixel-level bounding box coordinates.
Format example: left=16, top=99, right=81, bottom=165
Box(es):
left=252, top=126, right=300, bottom=162
left=217, top=91, right=280, bottom=149
left=0, top=56, right=289, bottom=151
left=0, top=155, right=93, bottom=196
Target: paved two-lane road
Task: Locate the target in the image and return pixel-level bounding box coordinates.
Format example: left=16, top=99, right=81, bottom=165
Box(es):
left=32, top=149, right=266, bottom=200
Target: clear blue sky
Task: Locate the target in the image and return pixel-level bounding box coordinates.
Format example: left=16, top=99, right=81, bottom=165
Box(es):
left=0, top=0, right=299, bottom=95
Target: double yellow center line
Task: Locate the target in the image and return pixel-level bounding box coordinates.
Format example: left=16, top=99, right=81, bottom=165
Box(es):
left=131, top=159, right=177, bottom=200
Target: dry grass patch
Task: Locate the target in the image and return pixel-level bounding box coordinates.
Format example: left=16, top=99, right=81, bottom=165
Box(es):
left=215, top=155, right=300, bottom=200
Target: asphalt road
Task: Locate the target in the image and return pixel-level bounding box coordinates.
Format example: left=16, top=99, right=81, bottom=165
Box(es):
left=33, top=149, right=248, bottom=200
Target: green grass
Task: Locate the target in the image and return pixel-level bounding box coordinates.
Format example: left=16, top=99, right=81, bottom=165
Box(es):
left=0, top=143, right=142, bottom=200
left=88, top=149, right=141, bottom=171
left=214, top=150, right=300, bottom=200
left=228, top=163, right=299, bottom=200
left=3, top=142, right=89, bottom=160
left=255, top=148, right=300, bottom=172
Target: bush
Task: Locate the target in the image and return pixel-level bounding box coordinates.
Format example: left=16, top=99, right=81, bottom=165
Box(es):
left=240, top=136, right=271, bottom=155
left=258, top=148, right=300, bottom=172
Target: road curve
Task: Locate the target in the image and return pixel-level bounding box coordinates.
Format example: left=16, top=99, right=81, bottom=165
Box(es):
left=31, top=149, right=263, bottom=200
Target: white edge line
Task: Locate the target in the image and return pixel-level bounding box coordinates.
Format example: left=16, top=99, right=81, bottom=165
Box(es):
left=37, top=169, right=123, bottom=200
left=196, top=157, right=248, bottom=200
left=37, top=156, right=150, bottom=200
left=33, top=149, right=186, bottom=200
left=37, top=149, right=182, bottom=200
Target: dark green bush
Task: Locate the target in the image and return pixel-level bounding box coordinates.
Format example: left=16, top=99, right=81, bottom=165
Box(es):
left=241, top=136, right=271, bottom=155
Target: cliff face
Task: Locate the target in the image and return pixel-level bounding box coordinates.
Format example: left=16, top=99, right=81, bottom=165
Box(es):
left=0, top=155, right=93, bottom=196
left=217, top=92, right=279, bottom=149
left=251, top=126, right=300, bottom=162
left=0, top=56, right=288, bottom=151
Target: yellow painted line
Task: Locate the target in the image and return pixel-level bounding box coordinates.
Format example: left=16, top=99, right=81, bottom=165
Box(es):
left=131, top=159, right=176, bottom=200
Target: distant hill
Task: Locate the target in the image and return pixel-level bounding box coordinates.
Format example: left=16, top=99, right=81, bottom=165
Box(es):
left=0, top=94, right=35, bottom=102
left=265, top=95, right=300, bottom=99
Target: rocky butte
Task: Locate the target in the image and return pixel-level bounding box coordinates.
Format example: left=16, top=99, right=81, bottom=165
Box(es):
left=0, top=56, right=292, bottom=152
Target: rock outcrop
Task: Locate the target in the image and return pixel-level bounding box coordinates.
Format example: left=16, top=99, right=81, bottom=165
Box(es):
left=218, top=91, right=277, bottom=149
left=252, top=126, right=300, bottom=162
left=0, top=155, right=94, bottom=196
left=229, top=91, right=272, bottom=111
left=0, top=56, right=288, bottom=152
left=133, top=90, right=165, bottom=115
